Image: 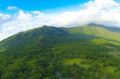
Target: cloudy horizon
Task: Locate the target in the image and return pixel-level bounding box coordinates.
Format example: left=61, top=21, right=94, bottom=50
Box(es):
left=0, top=0, right=120, bottom=40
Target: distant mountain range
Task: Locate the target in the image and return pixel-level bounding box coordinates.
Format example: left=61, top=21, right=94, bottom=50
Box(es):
left=0, top=24, right=120, bottom=79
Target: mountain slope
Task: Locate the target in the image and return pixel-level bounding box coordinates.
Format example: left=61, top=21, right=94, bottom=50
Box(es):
left=0, top=26, right=70, bottom=50
left=0, top=24, right=120, bottom=79
left=69, top=24, right=120, bottom=46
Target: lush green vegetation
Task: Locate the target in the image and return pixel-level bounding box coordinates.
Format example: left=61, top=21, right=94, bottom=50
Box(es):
left=0, top=24, right=120, bottom=79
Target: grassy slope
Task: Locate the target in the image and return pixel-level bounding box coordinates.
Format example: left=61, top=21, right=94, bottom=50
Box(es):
left=69, top=25, right=120, bottom=46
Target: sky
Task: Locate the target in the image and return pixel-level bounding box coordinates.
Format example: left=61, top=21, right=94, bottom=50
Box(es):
left=0, top=0, right=120, bottom=40
left=0, top=0, right=89, bottom=11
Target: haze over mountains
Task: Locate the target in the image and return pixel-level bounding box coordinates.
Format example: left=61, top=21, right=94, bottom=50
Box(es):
left=1, top=0, right=120, bottom=41
left=0, top=24, right=120, bottom=79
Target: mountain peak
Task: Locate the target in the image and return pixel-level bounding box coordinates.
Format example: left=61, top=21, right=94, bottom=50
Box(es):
left=87, top=23, right=120, bottom=33
left=87, top=23, right=105, bottom=27
left=0, top=26, right=69, bottom=49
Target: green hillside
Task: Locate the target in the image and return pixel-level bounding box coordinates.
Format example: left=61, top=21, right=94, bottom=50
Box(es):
left=0, top=24, right=120, bottom=79
left=69, top=24, right=120, bottom=46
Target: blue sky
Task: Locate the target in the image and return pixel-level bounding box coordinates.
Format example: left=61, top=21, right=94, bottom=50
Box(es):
left=0, top=0, right=120, bottom=41
left=0, top=0, right=89, bottom=11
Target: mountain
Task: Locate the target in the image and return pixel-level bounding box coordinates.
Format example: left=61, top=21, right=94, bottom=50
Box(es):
left=0, top=24, right=120, bottom=79
left=0, top=26, right=70, bottom=50
left=69, top=24, right=120, bottom=46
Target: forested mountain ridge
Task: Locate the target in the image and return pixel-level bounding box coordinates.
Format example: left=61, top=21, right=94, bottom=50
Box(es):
left=0, top=24, right=120, bottom=79
left=0, top=26, right=71, bottom=50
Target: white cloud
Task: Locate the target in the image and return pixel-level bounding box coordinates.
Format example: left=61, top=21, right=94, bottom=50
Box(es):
left=0, top=0, right=120, bottom=41
left=7, top=6, right=18, bottom=10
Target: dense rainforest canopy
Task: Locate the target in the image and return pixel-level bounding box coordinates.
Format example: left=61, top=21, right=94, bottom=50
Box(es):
left=0, top=24, right=120, bottom=79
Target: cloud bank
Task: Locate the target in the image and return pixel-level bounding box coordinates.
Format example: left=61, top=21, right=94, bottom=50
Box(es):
left=0, top=0, right=120, bottom=40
